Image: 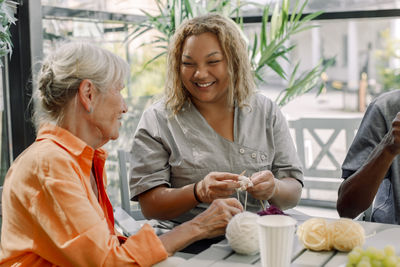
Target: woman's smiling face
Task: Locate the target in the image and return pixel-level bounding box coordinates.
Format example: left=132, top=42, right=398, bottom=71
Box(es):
left=180, top=32, right=229, bottom=107
left=91, top=83, right=127, bottom=144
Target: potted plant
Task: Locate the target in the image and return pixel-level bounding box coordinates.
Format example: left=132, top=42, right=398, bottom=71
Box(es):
left=0, top=0, right=16, bottom=185
left=0, top=0, right=16, bottom=64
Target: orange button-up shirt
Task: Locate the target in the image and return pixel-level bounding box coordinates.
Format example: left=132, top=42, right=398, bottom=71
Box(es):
left=0, top=124, right=167, bottom=266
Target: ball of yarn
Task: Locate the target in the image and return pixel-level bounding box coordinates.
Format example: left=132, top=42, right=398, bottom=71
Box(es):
left=226, top=212, right=259, bottom=255
left=331, top=218, right=365, bottom=251
left=297, top=218, right=333, bottom=251
left=297, top=218, right=365, bottom=252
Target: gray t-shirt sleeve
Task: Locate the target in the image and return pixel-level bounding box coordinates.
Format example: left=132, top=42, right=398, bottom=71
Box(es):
left=341, top=98, right=389, bottom=179
left=129, top=109, right=171, bottom=201
left=270, top=102, right=303, bottom=184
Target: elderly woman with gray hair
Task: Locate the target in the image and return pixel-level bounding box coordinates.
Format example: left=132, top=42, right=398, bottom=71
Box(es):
left=0, top=42, right=243, bottom=266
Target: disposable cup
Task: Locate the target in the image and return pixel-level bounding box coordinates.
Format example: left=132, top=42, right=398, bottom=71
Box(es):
left=257, top=215, right=297, bottom=267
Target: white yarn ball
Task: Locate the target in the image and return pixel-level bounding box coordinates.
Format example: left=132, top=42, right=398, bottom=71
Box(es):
left=226, top=211, right=260, bottom=255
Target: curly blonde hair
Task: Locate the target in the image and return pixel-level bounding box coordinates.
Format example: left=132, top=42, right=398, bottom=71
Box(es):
left=165, top=14, right=255, bottom=114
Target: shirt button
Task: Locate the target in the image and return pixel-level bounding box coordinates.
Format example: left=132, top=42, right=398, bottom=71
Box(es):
left=261, top=155, right=266, bottom=160
left=239, top=148, right=245, bottom=154
left=251, top=153, right=257, bottom=159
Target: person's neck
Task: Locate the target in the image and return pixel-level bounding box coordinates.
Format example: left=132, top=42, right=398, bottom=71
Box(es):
left=192, top=98, right=233, bottom=119
left=192, top=98, right=235, bottom=141
left=60, top=108, right=105, bottom=150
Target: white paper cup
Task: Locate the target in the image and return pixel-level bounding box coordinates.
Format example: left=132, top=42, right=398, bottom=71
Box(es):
left=257, top=215, right=297, bottom=267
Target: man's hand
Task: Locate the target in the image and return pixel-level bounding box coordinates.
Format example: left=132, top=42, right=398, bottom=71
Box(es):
left=384, top=112, right=400, bottom=156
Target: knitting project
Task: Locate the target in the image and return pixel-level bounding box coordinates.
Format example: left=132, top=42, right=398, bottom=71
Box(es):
left=237, top=175, right=253, bottom=191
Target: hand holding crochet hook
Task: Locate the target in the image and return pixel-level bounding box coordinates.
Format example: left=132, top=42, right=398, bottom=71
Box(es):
left=246, top=170, right=277, bottom=201
left=239, top=170, right=303, bottom=211
left=195, top=172, right=242, bottom=203
left=195, top=170, right=291, bottom=213
left=195, top=170, right=275, bottom=205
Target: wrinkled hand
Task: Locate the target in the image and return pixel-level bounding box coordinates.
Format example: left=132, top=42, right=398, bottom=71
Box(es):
left=247, top=170, right=277, bottom=200
left=196, top=172, right=240, bottom=203
left=191, top=198, right=243, bottom=239
left=385, top=112, right=400, bottom=155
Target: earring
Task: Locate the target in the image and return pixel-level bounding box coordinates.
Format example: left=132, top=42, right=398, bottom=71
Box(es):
left=88, top=107, right=93, bottom=114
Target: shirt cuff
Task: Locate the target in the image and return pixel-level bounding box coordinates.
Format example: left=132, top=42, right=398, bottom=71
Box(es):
left=124, top=223, right=168, bottom=267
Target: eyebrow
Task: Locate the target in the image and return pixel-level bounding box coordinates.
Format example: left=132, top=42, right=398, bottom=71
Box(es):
left=182, top=51, right=222, bottom=59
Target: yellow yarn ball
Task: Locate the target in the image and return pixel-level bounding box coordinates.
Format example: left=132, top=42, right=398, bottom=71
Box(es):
left=331, top=218, right=365, bottom=251
left=297, top=218, right=365, bottom=252
left=297, top=218, right=332, bottom=251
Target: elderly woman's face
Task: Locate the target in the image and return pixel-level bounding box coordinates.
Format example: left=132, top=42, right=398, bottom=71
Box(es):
left=180, top=32, right=229, bottom=107
left=91, top=83, right=127, bottom=142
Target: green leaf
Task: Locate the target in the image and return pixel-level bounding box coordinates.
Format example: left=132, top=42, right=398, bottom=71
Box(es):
left=250, top=33, right=258, bottom=62
left=293, top=0, right=308, bottom=25
left=183, top=0, right=193, bottom=17
left=267, top=60, right=286, bottom=79
left=260, top=5, right=269, bottom=51
left=290, top=0, right=301, bottom=24
left=141, top=51, right=167, bottom=70
left=270, top=1, right=280, bottom=41
left=125, top=26, right=151, bottom=42
left=292, top=25, right=318, bottom=35
left=300, top=10, right=324, bottom=23
left=255, top=71, right=264, bottom=82
left=275, top=57, right=335, bottom=106
left=0, top=1, right=15, bottom=57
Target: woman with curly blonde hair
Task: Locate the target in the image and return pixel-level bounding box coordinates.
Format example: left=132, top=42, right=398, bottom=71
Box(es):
left=165, top=13, right=255, bottom=114
left=130, top=14, right=303, bottom=244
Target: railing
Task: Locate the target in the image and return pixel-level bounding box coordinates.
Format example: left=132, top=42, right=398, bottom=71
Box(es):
left=288, top=117, right=362, bottom=208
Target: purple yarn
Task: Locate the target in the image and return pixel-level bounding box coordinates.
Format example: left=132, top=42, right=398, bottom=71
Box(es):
left=257, top=205, right=287, bottom=216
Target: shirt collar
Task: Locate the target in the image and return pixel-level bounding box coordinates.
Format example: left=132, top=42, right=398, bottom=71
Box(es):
left=36, top=123, right=107, bottom=160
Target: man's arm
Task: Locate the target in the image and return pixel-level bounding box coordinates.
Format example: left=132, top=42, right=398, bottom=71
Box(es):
left=337, top=112, right=400, bottom=218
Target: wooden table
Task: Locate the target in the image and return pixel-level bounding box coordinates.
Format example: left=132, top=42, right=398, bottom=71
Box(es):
left=177, top=210, right=400, bottom=267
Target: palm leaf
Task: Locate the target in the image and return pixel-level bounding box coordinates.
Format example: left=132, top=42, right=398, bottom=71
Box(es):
left=183, top=0, right=193, bottom=18
left=141, top=51, right=168, bottom=70
left=267, top=60, right=287, bottom=80
left=290, top=0, right=301, bottom=24
left=260, top=5, right=269, bottom=52
left=250, top=33, right=258, bottom=62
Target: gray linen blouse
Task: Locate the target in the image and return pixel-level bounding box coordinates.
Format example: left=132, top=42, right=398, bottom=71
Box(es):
left=129, top=93, right=303, bottom=224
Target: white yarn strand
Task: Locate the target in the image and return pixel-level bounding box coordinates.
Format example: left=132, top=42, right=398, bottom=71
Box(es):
left=244, top=191, right=248, bottom=211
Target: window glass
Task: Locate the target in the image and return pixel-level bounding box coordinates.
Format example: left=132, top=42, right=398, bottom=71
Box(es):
left=41, top=0, right=157, bottom=15
left=243, top=0, right=400, bottom=16
left=243, top=16, right=400, bottom=111
left=0, top=58, right=10, bottom=186
left=41, top=1, right=164, bottom=208
left=39, top=0, right=400, bottom=209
